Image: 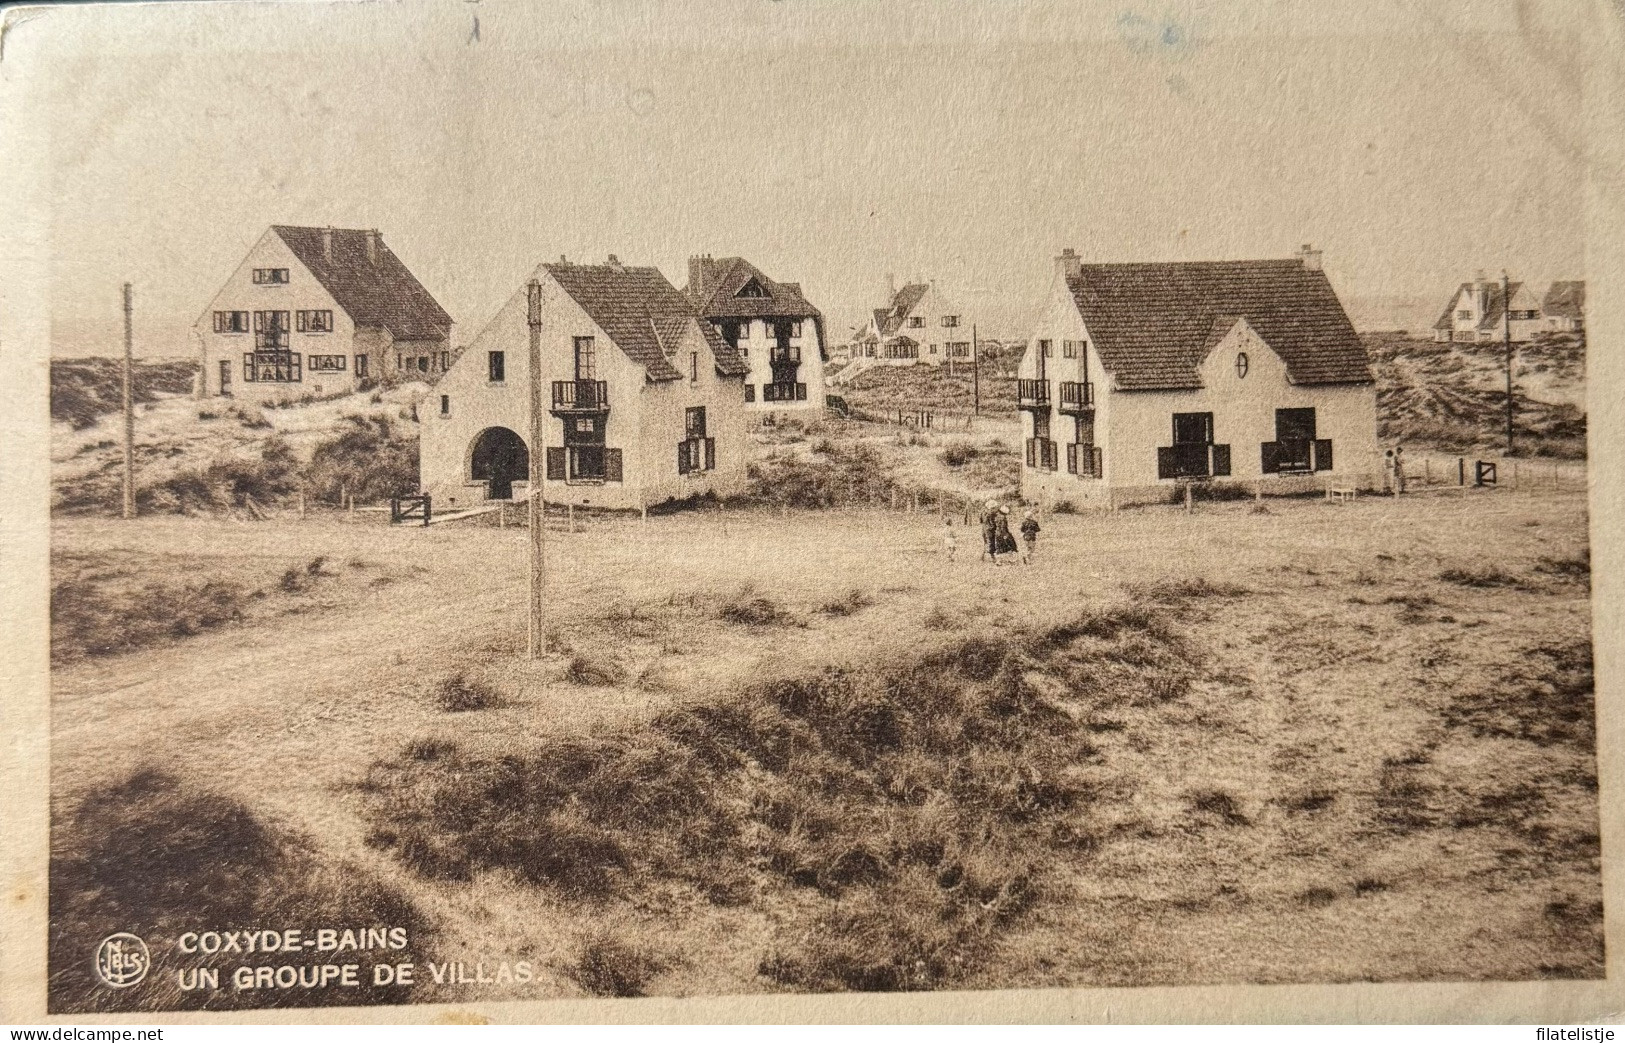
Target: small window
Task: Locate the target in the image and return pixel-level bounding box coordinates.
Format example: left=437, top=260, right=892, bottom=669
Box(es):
left=736, top=277, right=768, bottom=298
left=686, top=406, right=707, bottom=439
left=737, top=322, right=751, bottom=340
left=214, top=311, right=249, bottom=334
left=744, top=384, right=755, bottom=403
left=355, top=355, right=368, bottom=378
left=296, top=310, right=334, bottom=333
left=574, top=336, right=597, bottom=380
left=488, top=351, right=505, bottom=383
left=307, top=354, right=346, bottom=372
left=417, top=356, right=429, bottom=373
left=440, top=394, right=449, bottom=416
left=1236, top=352, right=1250, bottom=378
left=790, top=320, right=803, bottom=338
left=929, top=344, right=938, bottom=354
left=440, top=351, right=449, bottom=371
left=908, top=316, right=925, bottom=328
left=1457, top=309, right=1472, bottom=320
left=1033, top=412, right=1051, bottom=440
left=942, top=315, right=959, bottom=327
left=252, top=268, right=290, bottom=285
left=690, top=351, right=699, bottom=382
left=1039, top=339, right=1053, bottom=358
left=1061, top=340, right=1078, bottom=359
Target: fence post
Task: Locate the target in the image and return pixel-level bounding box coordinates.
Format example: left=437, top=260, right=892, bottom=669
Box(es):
left=1458, top=457, right=1465, bottom=486
left=568, top=503, right=575, bottom=533
left=423, top=494, right=432, bottom=526
left=500, top=504, right=506, bottom=529
left=1184, top=484, right=1193, bottom=513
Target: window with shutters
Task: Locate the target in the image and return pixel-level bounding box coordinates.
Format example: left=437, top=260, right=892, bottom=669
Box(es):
left=296, top=310, right=334, bottom=333
left=686, top=406, right=707, bottom=439
left=214, top=311, right=249, bottom=334
left=678, top=408, right=714, bottom=474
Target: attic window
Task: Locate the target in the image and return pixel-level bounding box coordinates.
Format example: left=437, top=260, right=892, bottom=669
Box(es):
left=736, top=278, right=768, bottom=298
left=1236, top=352, right=1249, bottom=379
left=252, top=268, right=290, bottom=285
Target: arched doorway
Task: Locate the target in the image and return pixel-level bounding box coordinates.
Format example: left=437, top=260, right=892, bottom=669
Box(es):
left=469, top=427, right=529, bottom=500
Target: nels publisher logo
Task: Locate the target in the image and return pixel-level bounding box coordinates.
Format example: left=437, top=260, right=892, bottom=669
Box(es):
left=93, top=933, right=150, bottom=989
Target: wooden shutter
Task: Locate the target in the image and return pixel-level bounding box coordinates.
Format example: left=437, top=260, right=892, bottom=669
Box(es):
left=1211, top=444, right=1232, bottom=477
left=546, top=447, right=566, bottom=480
left=290, top=354, right=302, bottom=382
left=605, top=448, right=623, bottom=483
left=704, top=437, right=715, bottom=471
left=677, top=441, right=690, bottom=475
left=1157, top=446, right=1177, bottom=480
left=242, top=354, right=254, bottom=381
left=1260, top=441, right=1281, bottom=474
left=1313, top=439, right=1333, bottom=472
left=1066, top=443, right=1079, bottom=475
left=1091, top=446, right=1104, bottom=479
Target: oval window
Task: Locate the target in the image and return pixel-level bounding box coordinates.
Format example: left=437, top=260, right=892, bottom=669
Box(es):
left=1236, top=351, right=1250, bottom=378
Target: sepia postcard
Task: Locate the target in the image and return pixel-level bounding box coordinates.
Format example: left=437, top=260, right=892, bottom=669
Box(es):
left=1, top=0, right=1623, bottom=1025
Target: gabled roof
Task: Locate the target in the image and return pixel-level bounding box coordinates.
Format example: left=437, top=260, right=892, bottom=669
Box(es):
left=1431, top=280, right=1528, bottom=332
left=686, top=257, right=822, bottom=321
left=1543, top=280, right=1585, bottom=320
left=1066, top=259, right=1372, bottom=390
left=545, top=261, right=747, bottom=381
left=271, top=226, right=451, bottom=341
left=878, top=283, right=931, bottom=335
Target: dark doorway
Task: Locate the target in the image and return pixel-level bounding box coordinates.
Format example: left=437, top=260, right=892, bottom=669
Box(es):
left=218, top=360, right=232, bottom=396
left=469, top=427, right=529, bottom=500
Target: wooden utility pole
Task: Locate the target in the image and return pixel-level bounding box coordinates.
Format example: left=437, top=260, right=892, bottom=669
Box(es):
left=526, top=279, right=547, bottom=659
left=971, top=323, right=980, bottom=416
left=121, top=283, right=135, bottom=519
left=1502, top=270, right=1515, bottom=454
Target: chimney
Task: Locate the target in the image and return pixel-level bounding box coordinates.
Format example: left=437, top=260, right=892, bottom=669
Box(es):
left=606, top=254, right=623, bottom=272
left=688, top=254, right=718, bottom=298
left=1055, top=247, right=1082, bottom=282
left=322, top=226, right=334, bottom=263
left=886, top=272, right=896, bottom=298
left=1475, top=269, right=1489, bottom=313
left=1295, top=243, right=1323, bottom=272
left=365, top=229, right=379, bottom=266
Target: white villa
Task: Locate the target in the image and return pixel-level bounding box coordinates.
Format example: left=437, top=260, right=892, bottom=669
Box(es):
left=684, top=255, right=827, bottom=418
left=194, top=225, right=452, bottom=403
left=1432, top=273, right=1545, bottom=343
left=847, top=278, right=970, bottom=367
left=1017, top=245, right=1379, bottom=510
left=419, top=256, right=749, bottom=512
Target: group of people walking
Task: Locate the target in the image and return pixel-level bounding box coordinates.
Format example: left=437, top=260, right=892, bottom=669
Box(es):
left=942, top=500, right=1040, bottom=565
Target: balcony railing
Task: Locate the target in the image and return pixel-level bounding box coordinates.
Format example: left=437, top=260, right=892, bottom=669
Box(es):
left=1066, top=442, right=1104, bottom=479
left=1156, top=442, right=1232, bottom=480
left=1025, top=437, right=1059, bottom=472
left=551, top=379, right=609, bottom=413
left=1262, top=438, right=1333, bottom=475
left=763, top=382, right=807, bottom=402
left=1016, top=378, right=1051, bottom=410
left=1058, top=381, right=1095, bottom=413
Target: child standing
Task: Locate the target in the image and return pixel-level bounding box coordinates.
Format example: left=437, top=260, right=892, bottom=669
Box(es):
left=1019, top=509, right=1040, bottom=565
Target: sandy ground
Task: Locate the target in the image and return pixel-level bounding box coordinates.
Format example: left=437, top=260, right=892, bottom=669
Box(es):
left=48, top=473, right=1602, bottom=998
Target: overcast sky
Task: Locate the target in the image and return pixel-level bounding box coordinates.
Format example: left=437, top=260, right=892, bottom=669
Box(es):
left=31, top=0, right=1588, bottom=355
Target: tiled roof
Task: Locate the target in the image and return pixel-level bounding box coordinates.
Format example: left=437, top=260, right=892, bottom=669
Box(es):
left=545, top=261, right=747, bottom=381
left=879, top=283, right=930, bottom=334
left=1066, top=259, right=1373, bottom=390
left=1543, top=280, right=1585, bottom=320
left=271, top=226, right=451, bottom=341
left=687, top=257, right=822, bottom=321
left=1432, top=280, right=1528, bottom=332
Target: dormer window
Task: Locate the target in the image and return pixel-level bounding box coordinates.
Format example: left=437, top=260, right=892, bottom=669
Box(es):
left=736, top=278, right=768, bottom=298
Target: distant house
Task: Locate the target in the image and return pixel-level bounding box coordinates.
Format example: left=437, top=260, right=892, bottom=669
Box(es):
left=420, top=256, right=749, bottom=511
left=1018, top=245, right=1378, bottom=510
left=1432, top=272, right=1543, bottom=344
left=684, top=255, right=828, bottom=416
left=1543, top=281, right=1585, bottom=333
left=195, top=225, right=452, bottom=403
left=848, top=278, right=970, bottom=365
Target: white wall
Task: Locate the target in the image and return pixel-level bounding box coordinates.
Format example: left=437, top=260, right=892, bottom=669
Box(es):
left=194, top=229, right=358, bottom=404
left=421, top=268, right=746, bottom=511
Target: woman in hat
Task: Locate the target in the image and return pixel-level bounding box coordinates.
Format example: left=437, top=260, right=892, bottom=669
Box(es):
left=993, top=505, right=1018, bottom=562
left=980, top=499, right=999, bottom=562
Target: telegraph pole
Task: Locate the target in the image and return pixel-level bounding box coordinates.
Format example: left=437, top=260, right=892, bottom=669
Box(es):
left=121, top=283, right=135, bottom=519
left=526, top=279, right=547, bottom=659
left=971, top=323, right=980, bottom=416
left=1503, top=270, right=1515, bottom=454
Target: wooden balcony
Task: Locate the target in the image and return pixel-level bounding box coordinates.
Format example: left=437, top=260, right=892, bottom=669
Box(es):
left=1058, top=381, right=1095, bottom=414
left=551, top=379, right=609, bottom=414
left=1016, top=378, right=1051, bottom=411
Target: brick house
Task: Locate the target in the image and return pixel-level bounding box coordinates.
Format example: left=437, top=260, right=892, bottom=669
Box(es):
left=1018, top=245, right=1379, bottom=510
left=194, top=225, right=453, bottom=403
left=420, top=256, right=749, bottom=511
